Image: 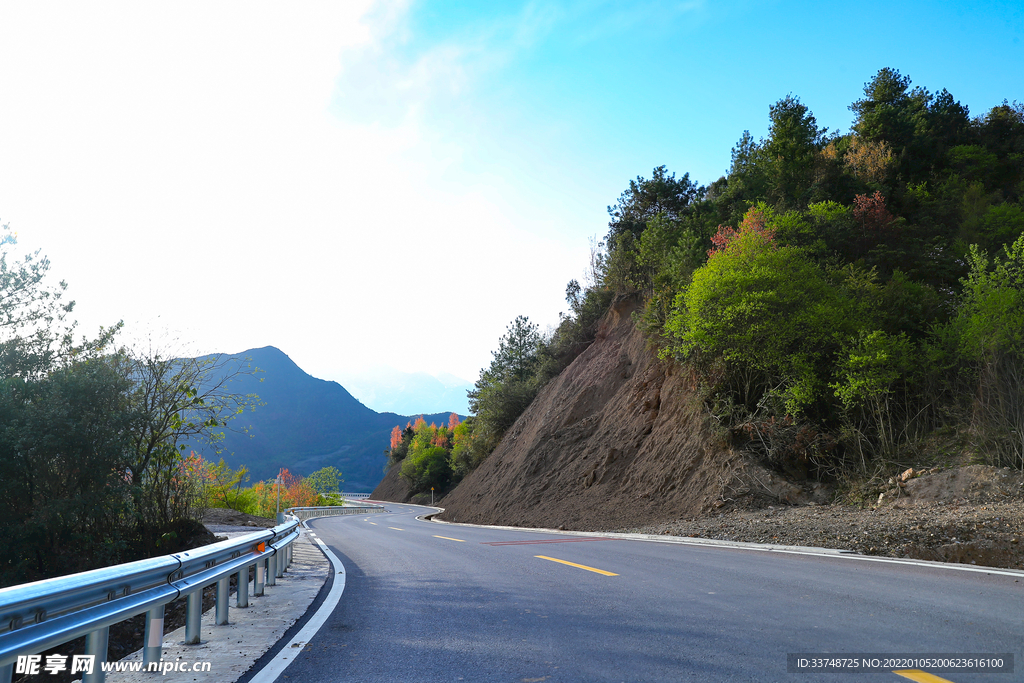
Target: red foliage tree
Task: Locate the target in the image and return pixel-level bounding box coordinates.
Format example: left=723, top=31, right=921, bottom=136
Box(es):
left=853, top=191, right=895, bottom=233
left=707, top=206, right=776, bottom=257
left=390, top=425, right=402, bottom=450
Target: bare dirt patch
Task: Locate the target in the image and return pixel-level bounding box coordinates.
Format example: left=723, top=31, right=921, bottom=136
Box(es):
left=622, top=498, right=1024, bottom=571
left=201, top=507, right=277, bottom=529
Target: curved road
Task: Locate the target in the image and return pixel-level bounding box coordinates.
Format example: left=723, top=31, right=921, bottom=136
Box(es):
left=279, top=503, right=1020, bottom=682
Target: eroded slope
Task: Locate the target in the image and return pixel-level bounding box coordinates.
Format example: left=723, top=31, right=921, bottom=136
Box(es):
left=436, top=299, right=779, bottom=530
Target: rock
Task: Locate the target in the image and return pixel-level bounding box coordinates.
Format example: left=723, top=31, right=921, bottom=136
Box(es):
left=899, top=467, right=916, bottom=482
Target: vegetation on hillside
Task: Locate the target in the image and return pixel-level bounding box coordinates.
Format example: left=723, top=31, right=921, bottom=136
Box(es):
left=613, top=69, right=1024, bottom=480
left=385, top=283, right=612, bottom=496
left=0, top=226, right=262, bottom=587
left=384, top=414, right=468, bottom=495
left=394, top=68, right=1024, bottom=492
left=196, top=459, right=343, bottom=515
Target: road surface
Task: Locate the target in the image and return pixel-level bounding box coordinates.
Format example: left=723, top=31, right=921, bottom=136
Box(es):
left=272, top=503, right=1021, bottom=682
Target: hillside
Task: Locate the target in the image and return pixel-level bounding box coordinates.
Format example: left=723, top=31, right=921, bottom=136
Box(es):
left=405, top=303, right=1024, bottom=571
left=375, top=70, right=1024, bottom=569
left=433, top=299, right=797, bottom=529
left=191, top=346, right=457, bottom=491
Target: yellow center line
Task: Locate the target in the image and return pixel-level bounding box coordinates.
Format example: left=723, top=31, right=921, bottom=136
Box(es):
left=368, top=522, right=377, bottom=525
left=433, top=535, right=466, bottom=542
left=893, top=671, right=957, bottom=683
left=388, top=527, right=403, bottom=531
left=535, top=555, right=618, bottom=576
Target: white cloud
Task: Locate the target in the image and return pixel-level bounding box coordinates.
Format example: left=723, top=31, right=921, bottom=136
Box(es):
left=0, top=1, right=590, bottom=383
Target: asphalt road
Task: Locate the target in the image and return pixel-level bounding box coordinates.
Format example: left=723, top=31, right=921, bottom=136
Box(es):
left=283, top=503, right=1021, bottom=683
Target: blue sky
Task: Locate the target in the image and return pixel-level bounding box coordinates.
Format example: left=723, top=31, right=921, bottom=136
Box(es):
left=0, top=1, right=1021, bottom=409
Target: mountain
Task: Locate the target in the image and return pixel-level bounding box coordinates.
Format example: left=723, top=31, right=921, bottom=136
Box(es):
left=190, top=346, right=458, bottom=492
left=330, top=366, right=474, bottom=415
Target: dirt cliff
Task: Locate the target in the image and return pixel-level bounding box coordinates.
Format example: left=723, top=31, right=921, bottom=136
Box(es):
left=371, top=461, right=415, bottom=503
left=435, top=298, right=791, bottom=530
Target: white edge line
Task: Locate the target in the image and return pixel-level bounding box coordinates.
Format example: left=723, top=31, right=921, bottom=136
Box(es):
left=412, top=505, right=1024, bottom=578
left=247, top=524, right=347, bottom=683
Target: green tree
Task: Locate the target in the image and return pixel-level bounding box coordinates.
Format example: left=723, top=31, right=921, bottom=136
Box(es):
left=306, top=466, right=344, bottom=495
left=849, top=68, right=934, bottom=182
left=950, top=236, right=1024, bottom=467
left=664, top=208, right=856, bottom=415
left=467, top=315, right=544, bottom=457
left=206, top=458, right=251, bottom=510
left=0, top=357, right=136, bottom=584
left=830, top=330, right=915, bottom=462
left=108, top=346, right=261, bottom=526
left=605, top=165, right=701, bottom=251
left=760, top=95, right=827, bottom=207
left=399, top=447, right=452, bottom=493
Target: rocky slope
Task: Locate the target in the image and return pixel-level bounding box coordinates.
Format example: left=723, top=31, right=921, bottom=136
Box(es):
left=435, top=298, right=797, bottom=530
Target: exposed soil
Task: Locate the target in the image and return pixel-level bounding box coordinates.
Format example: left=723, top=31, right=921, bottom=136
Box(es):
left=371, top=462, right=414, bottom=503
left=622, top=466, right=1024, bottom=570
left=201, top=507, right=278, bottom=529
left=435, top=297, right=804, bottom=530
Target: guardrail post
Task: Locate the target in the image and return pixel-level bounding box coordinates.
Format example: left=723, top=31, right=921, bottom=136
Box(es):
left=267, top=553, right=277, bottom=585
left=254, top=558, right=265, bottom=595
left=275, top=549, right=285, bottom=578
left=216, top=576, right=230, bottom=625
left=185, top=589, right=202, bottom=644
left=83, top=625, right=109, bottom=683
left=237, top=563, right=250, bottom=607
left=143, top=604, right=164, bottom=667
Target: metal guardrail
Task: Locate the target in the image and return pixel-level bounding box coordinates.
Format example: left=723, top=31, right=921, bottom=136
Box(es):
left=0, top=517, right=301, bottom=683
left=287, top=504, right=385, bottom=520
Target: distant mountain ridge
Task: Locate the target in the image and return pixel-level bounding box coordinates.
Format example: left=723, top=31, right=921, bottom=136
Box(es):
left=331, top=366, right=474, bottom=415
left=190, top=346, right=459, bottom=492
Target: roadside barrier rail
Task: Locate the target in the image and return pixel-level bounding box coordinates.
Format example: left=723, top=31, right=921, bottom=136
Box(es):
left=0, top=517, right=300, bottom=683
left=287, top=505, right=385, bottom=520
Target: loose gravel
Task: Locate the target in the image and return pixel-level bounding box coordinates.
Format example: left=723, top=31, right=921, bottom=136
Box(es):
left=620, top=499, right=1024, bottom=570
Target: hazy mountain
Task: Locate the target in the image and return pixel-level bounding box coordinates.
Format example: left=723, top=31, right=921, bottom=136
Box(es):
left=330, top=366, right=474, bottom=415
left=189, top=346, right=459, bottom=492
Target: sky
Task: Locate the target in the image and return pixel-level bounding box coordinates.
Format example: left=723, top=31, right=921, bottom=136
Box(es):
left=0, top=1, right=1021, bottom=403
